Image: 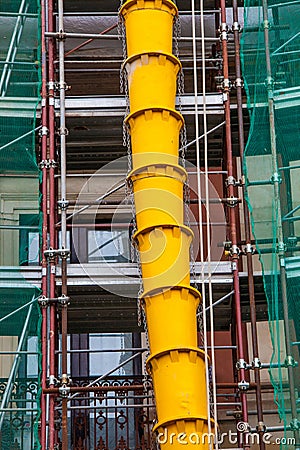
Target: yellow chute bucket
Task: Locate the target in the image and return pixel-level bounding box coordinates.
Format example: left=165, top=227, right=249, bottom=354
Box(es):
left=125, top=52, right=181, bottom=112
left=126, top=108, right=184, bottom=167
left=147, top=348, right=209, bottom=421
left=120, top=0, right=178, bottom=57
left=153, top=418, right=215, bottom=450
left=133, top=224, right=192, bottom=292
left=127, top=163, right=186, bottom=229
left=141, top=286, right=200, bottom=354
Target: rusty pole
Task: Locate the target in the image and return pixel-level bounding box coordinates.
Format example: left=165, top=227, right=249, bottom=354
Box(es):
left=220, top=1, right=249, bottom=447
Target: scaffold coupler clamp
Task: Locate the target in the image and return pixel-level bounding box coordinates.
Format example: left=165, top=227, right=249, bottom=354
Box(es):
left=219, top=22, right=228, bottom=41
left=285, top=355, right=297, bottom=368
left=256, top=421, right=266, bottom=433
left=222, top=78, right=232, bottom=91
left=290, top=418, right=300, bottom=431
left=271, top=171, right=282, bottom=184
left=57, top=198, right=69, bottom=210
left=236, top=359, right=248, bottom=371
left=57, top=29, right=66, bottom=41
left=38, top=295, right=49, bottom=308
left=225, top=196, right=240, bottom=208
left=39, top=126, right=49, bottom=137
left=230, top=244, right=241, bottom=258
left=44, top=247, right=70, bottom=260
left=238, top=380, right=250, bottom=391
left=244, top=243, right=255, bottom=255
left=59, top=374, right=71, bottom=398
left=251, top=357, right=262, bottom=369
left=231, top=21, right=241, bottom=33
left=39, top=159, right=57, bottom=169
left=58, top=294, right=70, bottom=307
left=48, top=375, right=59, bottom=387
left=225, top=175, right=238, bottom=187
left=234, top=77, right=243, bottom=89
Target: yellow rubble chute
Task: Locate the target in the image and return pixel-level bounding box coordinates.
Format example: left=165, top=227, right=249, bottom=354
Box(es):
left=120, top=0, right=212, bottom=447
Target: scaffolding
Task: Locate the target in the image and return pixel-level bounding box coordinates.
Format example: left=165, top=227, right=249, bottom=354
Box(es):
left=242, top=0, right=300, bottom=445
left=0, top=0, right=299, bottom=449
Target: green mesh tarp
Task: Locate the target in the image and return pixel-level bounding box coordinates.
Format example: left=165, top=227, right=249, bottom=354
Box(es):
left=241, top=0, right=300, bottom=444
left=0, top=0, right=41, bottom=448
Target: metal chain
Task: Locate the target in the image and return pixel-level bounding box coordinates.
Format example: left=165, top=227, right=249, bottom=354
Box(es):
left=174, top=11, right=204, bottom=347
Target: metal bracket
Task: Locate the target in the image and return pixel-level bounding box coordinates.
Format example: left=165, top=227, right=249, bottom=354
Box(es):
left=48, top=81, right=55, bottom=91
left=59, top=385, right=70, bottom=398
left=236, top=359, right=248, bottom=370
left=225, top=196, right=240, bottom=207
left=226, top=176, right=245, bottom=188
left=251, top=357, right=262, bottom=369
left=232, top=21, right=241, bottom=33
left=290, top=418, right=300, bottom=431
left=238, top=380, right=250, bottom=391
left=262, top=19, right=270, bottom=30
left=222, top=78, right=232, bottom=91
left=256, top=421, right=266, bottom=433
left=39, top=126, right=49, bottom=137
left=286, top=236, right=297, bottom=249
left=231, top=244, right=240, bottom=257
left=230, top=409, right=243, bottom=419
left=44, top=247, right=70, bottom=260
left=39, top=159, right=57, bottom=169
left=56, top=29, right=66, bottom=41
left=244, top=243, right=255, bottom=255
left=58, top=127, right=69, bottom=136
left=38, top=295, right=49, bottom=308
left=57, top=199, right=69, bottom=210
left=271, top=172, right=282, bottom=184
left=285, top=355, right=296, bottom=368
left=58, top=294, right=70, bottom=306
left=278, top=241, right=286, bottom=255
left=219, top=22, right=228, bottom=41
left=234, top=77, right=243, bottom=89
left=265, top=75, right=274, bottom=91
left=48, top=375, right=58, bottom=386
left=225, top=175, right=237, bottom=187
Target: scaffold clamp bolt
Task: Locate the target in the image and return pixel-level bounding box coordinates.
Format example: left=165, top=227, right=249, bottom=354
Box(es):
left=58, top=199, right=69, bottom=210
left=225, top=175, right=237, bottom=187
left=285, top=355, right=296, bottom=368
left=271, top=172, right=282, bottom=184
left=57, top=29, right=66, bottom=41
left=256, top=421, right=266, bottom=433
left=44, top=247, right=70, bottom=259
left=230, top=244, right=241, bottom=257
left=222, top=78, right=232, bottom=90
left=232, top=21, right=241, bottom=32
left=252, top=357, right=262, bottom=369
left=238, top=380, right=250, bottom=391
left=59, top=385, right=70, bottom=398
left=236, top=359, right=248, bottom=370
left=58, top=294, right=70, bottom=306
left=58, top=126, right=69, bottom=136
left=38, top=295, right=49, bottom=308
left=234, top=78, right=243, bottom=89
left=290, top=418, right=300, bottom=431
left=278, top=241, right=286, bottom=255
left=48, top=375, right=58, bottom=386
left=39, top=126, right=49, bottom=136
left=244, top=243, right=255, bottom=255
left=225, top=196, right=240, bottom=207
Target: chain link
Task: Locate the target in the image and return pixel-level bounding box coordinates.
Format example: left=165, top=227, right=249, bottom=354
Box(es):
left=175, top=9, right=204, bottom=347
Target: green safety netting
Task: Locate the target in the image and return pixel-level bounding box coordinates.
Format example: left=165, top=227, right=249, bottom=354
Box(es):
left=241, top=0, right=300, bottom=444
left=0, top=0, right=41, bottom=448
